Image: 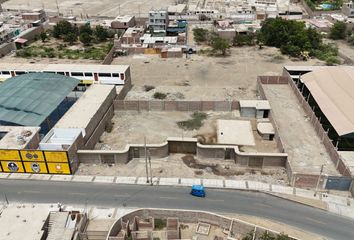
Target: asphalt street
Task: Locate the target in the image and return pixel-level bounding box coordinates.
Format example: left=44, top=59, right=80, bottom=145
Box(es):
left=0, top=179, right=353, bottom=240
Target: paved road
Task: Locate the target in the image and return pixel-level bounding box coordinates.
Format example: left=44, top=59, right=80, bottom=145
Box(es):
left=1, top=179, right=353, bottom=240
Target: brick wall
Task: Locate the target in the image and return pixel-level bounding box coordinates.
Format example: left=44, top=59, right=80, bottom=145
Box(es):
left=113, top=100, right=240, bottom=112
left=284, top=71, right=352, bottom=177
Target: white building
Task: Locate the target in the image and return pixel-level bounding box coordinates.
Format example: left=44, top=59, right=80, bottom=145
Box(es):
left=148, top=10, right=169, bottom=34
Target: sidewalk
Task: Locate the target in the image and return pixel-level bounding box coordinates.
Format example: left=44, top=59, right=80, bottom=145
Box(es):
left=1, top=173, right=353, bottom=219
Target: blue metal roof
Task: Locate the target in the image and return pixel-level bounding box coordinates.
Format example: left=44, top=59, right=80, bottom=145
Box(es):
left=0, top=73, right=79, bottom=126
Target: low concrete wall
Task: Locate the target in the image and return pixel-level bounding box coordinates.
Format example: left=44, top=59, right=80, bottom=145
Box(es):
left=114, top=100, right=240, bottom=112
left=257, top=74, right=353, bottom=189
left=283, top=71, right=352, bottom=178
left=102, top=45, right=115, bottom=65
left=84, top=105, right=114, bottom=149
left=0, top=42, right=15, bottom=57
left=78, top=137, right=287, bottom=169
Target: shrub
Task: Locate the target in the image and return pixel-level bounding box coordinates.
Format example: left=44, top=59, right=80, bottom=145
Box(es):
left=153, top=92, right=167, bottom=99
left=193, top=28, right=209, bottom=43
left=177, top=112, right=208, bottom=130
left=154, top=219, right=166, bottom=230
left=144, top=85, right=155, bottom=92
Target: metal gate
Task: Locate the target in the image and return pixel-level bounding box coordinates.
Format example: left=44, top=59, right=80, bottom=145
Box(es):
left=325, top=176, right=352, bottom=190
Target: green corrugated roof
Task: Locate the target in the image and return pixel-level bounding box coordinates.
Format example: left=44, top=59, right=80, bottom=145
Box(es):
left=0, top=73, right=79, bottom=126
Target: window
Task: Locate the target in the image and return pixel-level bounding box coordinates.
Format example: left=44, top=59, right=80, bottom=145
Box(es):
left=71, top=72, right=84, bottom=77
left=1, top=71, right=10, bottom=75
left=56, top=72, right=65, bottom=75
left=84, top=72, right=93, bottom=76
left=15, top=71, right=26, bottom=75
left=98, top=73, right=111, bottom=77
left=112, top=73, right=119, bottom=77
left=43, top=71, right=55, bottom=74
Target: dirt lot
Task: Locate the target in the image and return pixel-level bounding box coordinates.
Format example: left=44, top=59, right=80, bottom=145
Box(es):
left=77, top=154, right=289, bottom=185
left=114, top=47, right=324, bottom=101
left=95, top=110, right=278, bottom=153
left=2, top=0, right=174, bottom=17
left=262, top=84, right=338, bottom=175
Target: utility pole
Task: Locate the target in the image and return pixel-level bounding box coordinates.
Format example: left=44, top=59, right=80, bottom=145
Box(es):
left=4, top=193, right=8, bottom=205
left=144, top=136, right=149, bottom=183
left=148, top=150, right=153, bottom=185
left=314, top=164, right=324, bottom=196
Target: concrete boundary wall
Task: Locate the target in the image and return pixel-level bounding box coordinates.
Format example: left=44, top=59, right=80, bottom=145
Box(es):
left=113, top=100, right=240, bottom=112
left=257, top=75, right=353, bottom=189
left=282, top=72, right=352, bottom=178
left=102, top=45, right=115, bottom=65
left=78, top=137, right=287, bottom=168
left=107, top=209, right=298, bottom=240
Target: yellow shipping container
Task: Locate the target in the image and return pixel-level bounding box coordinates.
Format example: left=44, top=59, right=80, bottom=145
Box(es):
left=1, top=161, right=25, bottom=173
left=47, top=162, right=71, bottom=174
left=44, top=151, right=68, bottom=163
left=0, top=150, right=21, bottom=161
left=23, top=162, right=48, bottom=173
left=20, top=150, right=45, bottom=162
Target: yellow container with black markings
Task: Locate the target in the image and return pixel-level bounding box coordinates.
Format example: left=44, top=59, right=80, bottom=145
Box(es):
left=23, top=161, right=48, bottom=173
left=47, top=162, right=71, bottom=174
left=44, top=151, right=69, bottom=163
left=1, top=161, right=25, bottom=173
left=20, top=150, right=45, bottom=161
left=0, top=150, right=21, bottom=161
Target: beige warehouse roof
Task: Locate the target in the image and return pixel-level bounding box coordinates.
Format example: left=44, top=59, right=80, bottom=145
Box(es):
left=301, top=67, right=354, bottom=136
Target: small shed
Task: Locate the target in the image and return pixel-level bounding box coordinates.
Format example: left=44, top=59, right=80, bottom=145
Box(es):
left=239, top=100, right=271, bottom=118
left=257, top=122, right=275, bottom=140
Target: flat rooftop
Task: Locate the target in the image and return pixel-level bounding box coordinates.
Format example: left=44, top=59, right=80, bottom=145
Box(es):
left=0, top=126, right=40, bottom=149
left=0, top=63, right=130, bottom=73
left=239, top=100, right=271, bottom=110
left=0, top=204, right=59, bottom=240
left=114, top=15, right=134, bottom=22
left=217, top=120, right=255, bottom=146
left=54, top=85, right=116, bottom=136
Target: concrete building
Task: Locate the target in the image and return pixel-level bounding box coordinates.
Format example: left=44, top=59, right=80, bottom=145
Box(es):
left=111, top=15, right=136, bottom=29
left=167, top=4, right=187, bottom=15
left=148, top=10, right=169, bottom=34
left=342, top=1, right=354, bottom=18
left=140, top=34, right=178, bottom=47
left=21, top=9, right=46, bottom=22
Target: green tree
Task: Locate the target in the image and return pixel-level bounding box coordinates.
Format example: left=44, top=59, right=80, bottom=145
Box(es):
left=94, top=25, right=109, bottom=41
left=79, top=24, right=93, bottom=35
left=193, top=28, right=209, bottom=43
left=79, top=32, right=92, bottom=46
left=40, top=32, right=48, bottom=42
left=233, top=34, right=255, bottom=46
left=330, top=21, right=347, bottom=40
left=52, top=20, right=73, bottom=38
left=63, top=32, right=77, bottom=44
left=211, top=36, right=230, bottom=55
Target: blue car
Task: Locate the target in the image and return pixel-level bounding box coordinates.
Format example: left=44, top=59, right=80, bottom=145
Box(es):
left=190, top=185, right=206, bottom=197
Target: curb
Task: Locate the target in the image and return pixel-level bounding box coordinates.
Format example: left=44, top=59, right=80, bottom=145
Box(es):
left=1, top=173, right=353, bottom=219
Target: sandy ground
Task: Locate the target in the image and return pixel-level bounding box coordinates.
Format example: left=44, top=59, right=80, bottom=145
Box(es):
left=114, top=47, right=324, bottom=101
left=95, top=110, right=279, bottom=153
left=2, top=0, right=174, bottom=17
left=77, top=154, right=289, bottom=185
left=262, top=84, right=338, bottom=176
